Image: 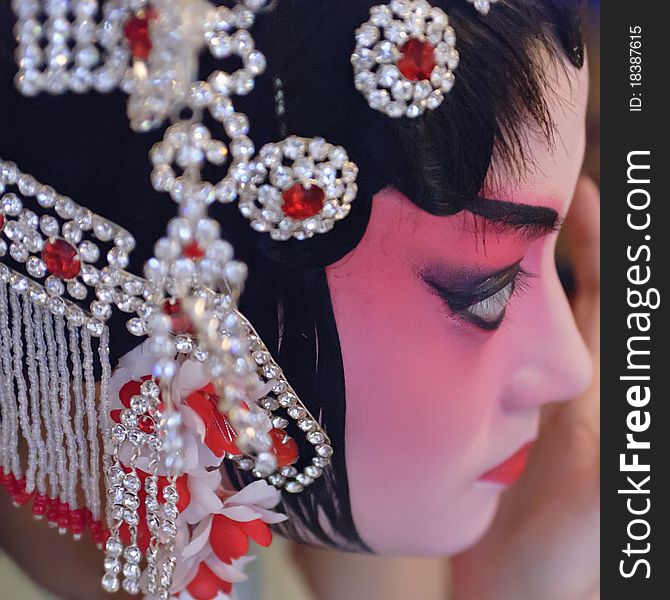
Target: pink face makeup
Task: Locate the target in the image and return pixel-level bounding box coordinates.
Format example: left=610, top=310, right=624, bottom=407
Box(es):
left=324, top=56, right=592, bottom=556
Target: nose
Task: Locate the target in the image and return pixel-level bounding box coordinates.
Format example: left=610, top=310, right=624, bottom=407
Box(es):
left=500, top=270, right=593, bottom=412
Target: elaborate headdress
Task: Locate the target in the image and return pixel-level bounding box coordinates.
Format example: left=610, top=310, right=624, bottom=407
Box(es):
left=1, top=1, right=496, bottom=597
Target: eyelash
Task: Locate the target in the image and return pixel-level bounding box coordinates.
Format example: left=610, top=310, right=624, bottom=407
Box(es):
left=454, top=270, right=532, bottom=330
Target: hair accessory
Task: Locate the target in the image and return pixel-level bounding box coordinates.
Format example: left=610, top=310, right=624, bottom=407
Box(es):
left=0, top=156, right=121, bottom=545
left=351, top=0, right=459, bottom=118
left=352, top=0, right=498, bottom=118
left=12, top=0, right=129, bottom=96
left=5, top=0, right=335, bottom=596
left=238, top=136, right=359, bottom=240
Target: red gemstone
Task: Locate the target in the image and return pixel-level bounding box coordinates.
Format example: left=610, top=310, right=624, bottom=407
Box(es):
left=163, top=299, right=193, bottom=334
left=42, top=238, right=81, bottom=280
left=398, top=38, right=436, bottom=81
left=123, top=9, right=157, bottom=60
left=0, top=214, right=4, bottom=232
left=183, top=241, right=205, bottom=260
left=282, top=183, right=325, bottom=220
left=269, top=428, right=298, bottom=468
left=138, top=415, right=155, bottom=434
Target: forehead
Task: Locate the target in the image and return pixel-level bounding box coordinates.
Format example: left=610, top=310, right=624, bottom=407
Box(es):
left=483, top=54, right=590, bottom=217
left=342, top=57, right=589, bottom=268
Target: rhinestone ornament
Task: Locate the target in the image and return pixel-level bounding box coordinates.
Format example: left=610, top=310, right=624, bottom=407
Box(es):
left=351, top=0, right=459, bottom=118
left=239, top=136, right=359, bottom=240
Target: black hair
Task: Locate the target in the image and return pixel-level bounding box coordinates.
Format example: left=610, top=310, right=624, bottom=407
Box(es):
left=0, top=0, right=585, bottom=553
left=221, top=0, right=586, bottom=551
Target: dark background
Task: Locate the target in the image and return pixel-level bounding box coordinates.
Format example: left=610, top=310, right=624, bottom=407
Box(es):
left=600, top=2, right=668, bottom=597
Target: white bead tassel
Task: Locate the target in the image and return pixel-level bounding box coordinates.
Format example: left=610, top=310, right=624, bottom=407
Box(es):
left=0, top=280, right=20, bottom=478
left=69, top=324, right=93, bottom=527
left=42, top=309, right=68, bottom=512
left=9, top=290, right=38, bottom=496
left=55, top=315, right=80, bottom=516
left=21, top=296, right=49, bottom=497
left=99, top=324, right=113, bottom=511
left=0, top=285, right=22, bottom=479
left=33, top=305, right=60, bottom=502
left=82, top=328, right=103, bottom=523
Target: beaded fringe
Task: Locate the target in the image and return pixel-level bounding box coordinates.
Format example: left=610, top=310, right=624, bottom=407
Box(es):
left=0, top=277, right=111, bottom=542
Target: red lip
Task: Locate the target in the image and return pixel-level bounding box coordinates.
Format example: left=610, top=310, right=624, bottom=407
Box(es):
left=479, top=442, right=533, bottom=485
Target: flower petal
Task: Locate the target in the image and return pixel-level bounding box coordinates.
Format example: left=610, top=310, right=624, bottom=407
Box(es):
left=189, top=473, right=224, bottom=516
left=237, top=519, right=272, bottom=547
left=171, top=557, right=199, bottom=595
left=186, top=391, right=238, bottom=457
left=182, top=517, right=213, bottom=559
left=177, top=359, right=210, bottom=397
left=181, top=404, right=207, bottom=442
left=186, top=562, right=232, bottom=600
left=220, top=505, right=260, bottom=523
left=224, top=480, right=282, bottom=509
left=254, top=507, right=289, bottom=525
left=210, top=515, right=249, bottom=564
left=204, top=555, right=249, bottom=584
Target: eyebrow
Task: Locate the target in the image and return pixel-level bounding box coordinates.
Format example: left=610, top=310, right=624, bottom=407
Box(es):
left=464, top=196, right=561, bottom=240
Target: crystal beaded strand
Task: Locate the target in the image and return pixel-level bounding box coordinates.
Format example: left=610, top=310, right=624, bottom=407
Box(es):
left=0, top=279, right=19, bottom=479
left=55, top=315, right=80, bottom=519
left=157, top=475, right=179, bottom=599
left=69, top=324, right=93, bottom=535
left=144, top=453, right=161, bottom=596
left=42, top=308, right=69, bottom=519
left=98, top=323, right=113, bottom=512
left=139, top=379, right=163, bottom=597
left=9, top=289, right=39, bottom=501
left=120, top=449, right=142, bottom=595
left=1, top=285, right=22, bottom=483
left=101, top=373, right=155, bottom=595
left=101, top=427, right=127, bottom=593
left=81, top=328, right=102, bottom=524
left=33, top=304, right=60, bottom=508
left=21, top=295, right=49, bottom=501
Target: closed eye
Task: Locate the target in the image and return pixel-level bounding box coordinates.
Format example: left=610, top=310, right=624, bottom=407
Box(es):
left=460, top=280, right=516, bottom=329
left=422, top=264, right=532, bottom=331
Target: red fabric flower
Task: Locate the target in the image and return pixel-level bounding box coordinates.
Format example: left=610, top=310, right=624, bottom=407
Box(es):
left=209, top=514, right=272, bottom=565
left=186, top=384, right=239, bottom=457
left=186, top=561, right=232, bottom=600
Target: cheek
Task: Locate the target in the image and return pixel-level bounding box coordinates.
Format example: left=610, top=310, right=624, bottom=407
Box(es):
left=326, top=259, right=504, bottom=555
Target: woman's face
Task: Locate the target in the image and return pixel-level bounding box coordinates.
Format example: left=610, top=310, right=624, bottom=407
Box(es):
left=325, top=56, right=592, bottom=556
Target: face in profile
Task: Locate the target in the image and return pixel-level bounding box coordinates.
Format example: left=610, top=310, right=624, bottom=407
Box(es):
left=325, top=54, right=592, bottom=556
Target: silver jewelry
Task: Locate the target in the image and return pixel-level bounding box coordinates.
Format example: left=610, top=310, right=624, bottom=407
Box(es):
left=352, top=0, right=499, bottom=118
left=5, top=1, right=338, bottom=596
left=352, top=0, right=459, bottom=118
left=239, top=136, right=359, bottom=240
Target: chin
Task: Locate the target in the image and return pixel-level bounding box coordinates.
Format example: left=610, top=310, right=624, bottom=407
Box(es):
left=363, top=486, right=502, bottom=557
